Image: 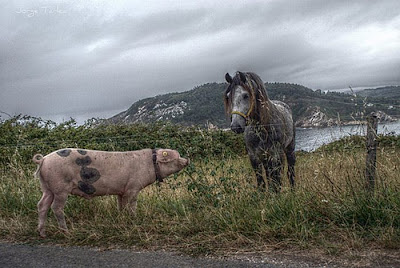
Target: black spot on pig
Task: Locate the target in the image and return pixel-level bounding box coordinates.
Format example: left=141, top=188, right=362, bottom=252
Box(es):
left=77, top=150, right=87, bottom=155
left=80, top=167, right=101, bottom=184
left=57, top=149, right=71, bottom=157
left=78, top=181, right=96, bottom=195
left=76, top=156, right=92, bottom=166
left=63, top=177, right=73, bottom=183
left=75, top=155, right=100, bottom=195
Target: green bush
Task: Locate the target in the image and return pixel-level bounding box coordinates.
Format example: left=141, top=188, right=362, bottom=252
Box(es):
left=0, top=115, right=245, bottom=167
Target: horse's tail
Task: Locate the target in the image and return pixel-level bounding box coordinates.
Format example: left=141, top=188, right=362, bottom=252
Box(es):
left=32, top=154, right=44, bottom=179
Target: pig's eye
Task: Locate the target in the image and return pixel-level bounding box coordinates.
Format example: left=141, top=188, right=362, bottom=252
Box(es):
left=162, top=151, right=168, bottom=157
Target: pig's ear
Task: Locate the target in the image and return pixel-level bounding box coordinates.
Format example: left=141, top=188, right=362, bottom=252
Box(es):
left=157, top=150, right=176, bottom=163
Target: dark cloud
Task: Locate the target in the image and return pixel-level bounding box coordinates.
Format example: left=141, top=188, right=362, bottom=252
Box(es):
left=1, top=0, right=399, bottom=122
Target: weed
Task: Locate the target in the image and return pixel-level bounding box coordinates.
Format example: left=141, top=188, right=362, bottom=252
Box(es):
left=0, top=116, right=399, bottom=256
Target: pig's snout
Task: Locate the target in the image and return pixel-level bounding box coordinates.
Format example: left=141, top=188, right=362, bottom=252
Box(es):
left=180, top=157, right=190, bottom=168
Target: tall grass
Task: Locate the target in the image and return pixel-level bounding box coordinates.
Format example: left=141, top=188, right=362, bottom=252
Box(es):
left=0, top=116, right=399, bottom=256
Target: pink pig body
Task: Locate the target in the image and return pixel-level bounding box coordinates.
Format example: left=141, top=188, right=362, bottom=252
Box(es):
left=33, top=148, right=189, bottom=237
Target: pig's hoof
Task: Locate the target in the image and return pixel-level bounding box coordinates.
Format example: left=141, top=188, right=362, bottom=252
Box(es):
left=60, top=228, right=70, bottom=236
left=38, top=230, right=46, bottom=238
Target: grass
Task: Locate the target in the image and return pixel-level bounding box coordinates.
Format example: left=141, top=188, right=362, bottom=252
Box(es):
left=1, top=143, right=399, bottom=259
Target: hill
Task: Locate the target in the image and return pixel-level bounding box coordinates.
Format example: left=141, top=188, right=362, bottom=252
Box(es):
left=109, top=82, right=399, bottom=128
left=110, top=83, right=227, bottom=127
left=355, top=86, right=400, bottom=99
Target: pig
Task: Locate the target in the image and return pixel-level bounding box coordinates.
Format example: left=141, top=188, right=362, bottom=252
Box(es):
left=32, top=148, right=189, bottom=237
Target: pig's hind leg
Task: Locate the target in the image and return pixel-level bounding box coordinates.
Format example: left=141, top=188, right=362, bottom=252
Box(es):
left=51, top=192, right=69, bottom=234
left=38, top=190, right=54, bottom=237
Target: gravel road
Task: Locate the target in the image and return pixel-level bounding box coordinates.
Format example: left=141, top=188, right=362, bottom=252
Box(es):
left=0, top=242, right=328, bottom=268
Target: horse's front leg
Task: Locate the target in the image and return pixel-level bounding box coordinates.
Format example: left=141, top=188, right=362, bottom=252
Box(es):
left=248, top=153, right=265, bottom=190
left=264, top=151, right=283, bottom=193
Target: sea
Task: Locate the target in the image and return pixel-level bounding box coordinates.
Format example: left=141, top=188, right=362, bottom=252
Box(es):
left=296, top=121, right=400, bottom=152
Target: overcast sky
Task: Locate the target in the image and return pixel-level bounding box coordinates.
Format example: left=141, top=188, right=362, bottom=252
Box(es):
left=1, top=0, right=400, bottom=123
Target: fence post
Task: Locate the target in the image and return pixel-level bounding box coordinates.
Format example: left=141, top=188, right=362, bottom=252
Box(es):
left=365, top=113, right=378, bottom=192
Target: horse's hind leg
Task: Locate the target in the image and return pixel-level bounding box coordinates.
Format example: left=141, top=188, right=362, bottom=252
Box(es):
left=286, top=140, right=296, bottom=188
left=287, top=151, right=295, bottom=188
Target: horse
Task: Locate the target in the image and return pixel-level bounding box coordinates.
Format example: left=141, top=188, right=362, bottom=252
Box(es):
left=224, top=71, right=295, bottom=192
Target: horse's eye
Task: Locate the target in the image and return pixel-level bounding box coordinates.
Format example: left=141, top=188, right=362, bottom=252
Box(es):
left=243, top=93, right=249, bottom=100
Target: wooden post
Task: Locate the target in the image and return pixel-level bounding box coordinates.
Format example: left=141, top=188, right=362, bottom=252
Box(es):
left=365, top=113, right=378, bottom=192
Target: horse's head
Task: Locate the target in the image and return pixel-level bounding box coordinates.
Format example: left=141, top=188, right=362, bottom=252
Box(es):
left=224, top=72, right=256, bottom=134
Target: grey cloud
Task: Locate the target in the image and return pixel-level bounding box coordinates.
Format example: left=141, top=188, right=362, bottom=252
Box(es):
left=1, top=0, right=399, bottom=122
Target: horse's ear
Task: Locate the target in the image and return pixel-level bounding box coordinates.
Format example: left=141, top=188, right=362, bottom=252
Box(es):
left=225, top=73, right=233, bottom=84
left=239, top=72, right=247, bottom=83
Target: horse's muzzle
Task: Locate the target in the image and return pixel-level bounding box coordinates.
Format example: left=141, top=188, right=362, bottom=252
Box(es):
left=231, top=123, right=245, bottom=134
left=231, top=115, right=246, bottom=134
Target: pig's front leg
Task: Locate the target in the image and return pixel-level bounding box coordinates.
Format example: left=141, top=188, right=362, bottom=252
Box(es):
left=118, top=190, right=139, bottom=215
left=128, top=195, right=138, bottom=215
left=117, top=195, right=124, bottom=211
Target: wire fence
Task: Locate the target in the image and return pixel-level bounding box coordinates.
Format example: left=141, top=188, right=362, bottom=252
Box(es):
left=0, top=91, right=399, bottom=154
left=0, top=120, right=399, bottom=153
left=1, top=113, right=399, bottom=196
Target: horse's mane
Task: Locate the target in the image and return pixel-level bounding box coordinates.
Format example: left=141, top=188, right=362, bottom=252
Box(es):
left=224, top=72, right=270, bottom=123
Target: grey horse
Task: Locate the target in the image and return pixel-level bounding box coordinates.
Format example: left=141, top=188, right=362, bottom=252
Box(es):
left=224, top=71, right=295, bottom=192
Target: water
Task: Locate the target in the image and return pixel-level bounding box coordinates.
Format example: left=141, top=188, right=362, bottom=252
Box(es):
left=296, top=121, right=400, bottom=152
